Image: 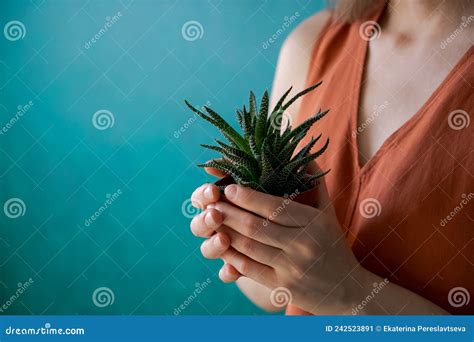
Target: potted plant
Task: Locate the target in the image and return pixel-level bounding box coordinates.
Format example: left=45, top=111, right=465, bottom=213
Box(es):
left=185, top=81, right=330, bottom=314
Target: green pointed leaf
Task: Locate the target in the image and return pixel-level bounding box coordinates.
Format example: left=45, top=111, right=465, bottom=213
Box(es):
left=272, top=86, right=292, bottom=113
left=286, top=138, right=329, bottom=174
left=278, top=131, right=314, bottom=164
left=236, top=109, right=244, bottom=129
left=255, top=90, right=269, bottom=149
left=249, top=91, right=257, bottom=118
left=281, top=109, right=329, bottom=146
left=198, top=160, right=247, bottom=184
left=293, top=134, right=321, bottom=160
left=202, top=105, right=250, bottom=153
left=193, top=81, right=330, bottom=196
left=307, top=169, right=331, bottom=184
left=281, top=81, right=323, bottom=112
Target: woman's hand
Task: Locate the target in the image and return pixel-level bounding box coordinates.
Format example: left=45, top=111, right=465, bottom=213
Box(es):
left=191, top=171, right=365, bottom=314
left=190, top=163, right=243, bottom=283
left=190, top=168, right=449, bottom=315
left=191, top=169, right=285, bottom=312
left=214, top=183, right=365, bottom=314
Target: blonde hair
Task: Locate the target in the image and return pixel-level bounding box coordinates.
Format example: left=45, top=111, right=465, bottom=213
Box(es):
left=329, top=0, right=386, bottom=23
left=330, top=0, right=474, bottom=23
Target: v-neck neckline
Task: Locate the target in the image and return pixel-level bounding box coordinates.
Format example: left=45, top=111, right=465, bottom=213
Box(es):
left=351, top=10, right=474, bottom=176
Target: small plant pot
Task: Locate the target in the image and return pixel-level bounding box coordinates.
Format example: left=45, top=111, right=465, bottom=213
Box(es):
left=215, top=175, right=320, bottom=204
left=215, top=175, right=318, bottom=316
left=214, top=175, right=235, bottom=192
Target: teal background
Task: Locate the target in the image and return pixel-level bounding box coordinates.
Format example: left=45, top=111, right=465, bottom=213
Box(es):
left=0, top=0, right=324, bottom=315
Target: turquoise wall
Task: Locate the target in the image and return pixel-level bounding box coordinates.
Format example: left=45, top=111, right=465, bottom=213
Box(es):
left=0, top=0, right=325, bottom=315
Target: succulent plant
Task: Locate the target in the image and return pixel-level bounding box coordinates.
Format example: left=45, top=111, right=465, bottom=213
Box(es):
left=185, top=81, right=330, bottom=196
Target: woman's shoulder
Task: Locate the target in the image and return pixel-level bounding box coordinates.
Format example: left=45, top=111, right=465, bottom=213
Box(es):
left=279, top=10, right=332, bottom=70
left=285, top=10, right=333, bottom=50
left=270, top=10, right=332, bottom=115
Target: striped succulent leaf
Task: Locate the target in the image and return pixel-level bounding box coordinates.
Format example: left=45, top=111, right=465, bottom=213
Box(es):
left=186, top=81, right=330, bottom=196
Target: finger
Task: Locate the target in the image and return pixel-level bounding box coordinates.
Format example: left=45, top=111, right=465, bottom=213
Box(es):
left=220, top=227, right=283, bottom=267
left=224, top=184, right=316, bottom=226
left=213, top=201, right=296, bottom=248
left=200, top=232, right=230, bottom=259
left=191, top=183, right=221, bottom=209
left=218, top=263, right=241, bottom=283
left=190, top=208, right=223, bottom=238
left=221, top=248, right=275, bottom=287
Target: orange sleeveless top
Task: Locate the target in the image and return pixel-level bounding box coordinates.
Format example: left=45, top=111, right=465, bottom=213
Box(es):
left=287, top=8, right=474, bottom=315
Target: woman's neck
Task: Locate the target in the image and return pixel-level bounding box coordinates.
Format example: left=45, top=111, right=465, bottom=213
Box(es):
left=384, top=0, right=473, bottom=40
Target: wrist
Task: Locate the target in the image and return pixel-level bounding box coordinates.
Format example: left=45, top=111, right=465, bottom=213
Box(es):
left=338, top=264, right=369, bottom=315
left=346, top=265, right=390, bottom=315
left=307, top=264, right=373, bottom=315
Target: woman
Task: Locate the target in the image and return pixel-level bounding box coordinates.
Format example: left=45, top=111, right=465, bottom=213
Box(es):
left=190, top=0, right=473, bottom=315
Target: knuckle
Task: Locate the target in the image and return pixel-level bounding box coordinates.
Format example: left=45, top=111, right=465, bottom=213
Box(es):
left=241, top=239, right=255, bottom=255
left=263, top=205, right=278, bottom=221
left=288, top=263, right=305, bottom=280
left=242, top=215, right=259, bottom=233
left=239, top=260, right=251, bottom=275
left=296, top=237, right=317, bottom=256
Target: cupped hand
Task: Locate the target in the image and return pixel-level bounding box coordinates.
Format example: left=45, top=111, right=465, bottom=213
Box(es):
left=190, top=163, right=242, bottom=283
left=192, top=174, right=365, bottom=315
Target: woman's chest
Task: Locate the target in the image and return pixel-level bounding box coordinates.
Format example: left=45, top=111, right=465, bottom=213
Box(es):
left=356, top=44, right=469, bottom=166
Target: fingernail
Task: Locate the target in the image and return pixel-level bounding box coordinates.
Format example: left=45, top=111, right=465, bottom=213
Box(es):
left=204, top=185, right=214, bottom=199
left=213, top=234, right=224, bottom=248
left=204, top=211, right=217, bottom=226
left=225, top=185, right=237, bottom=199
